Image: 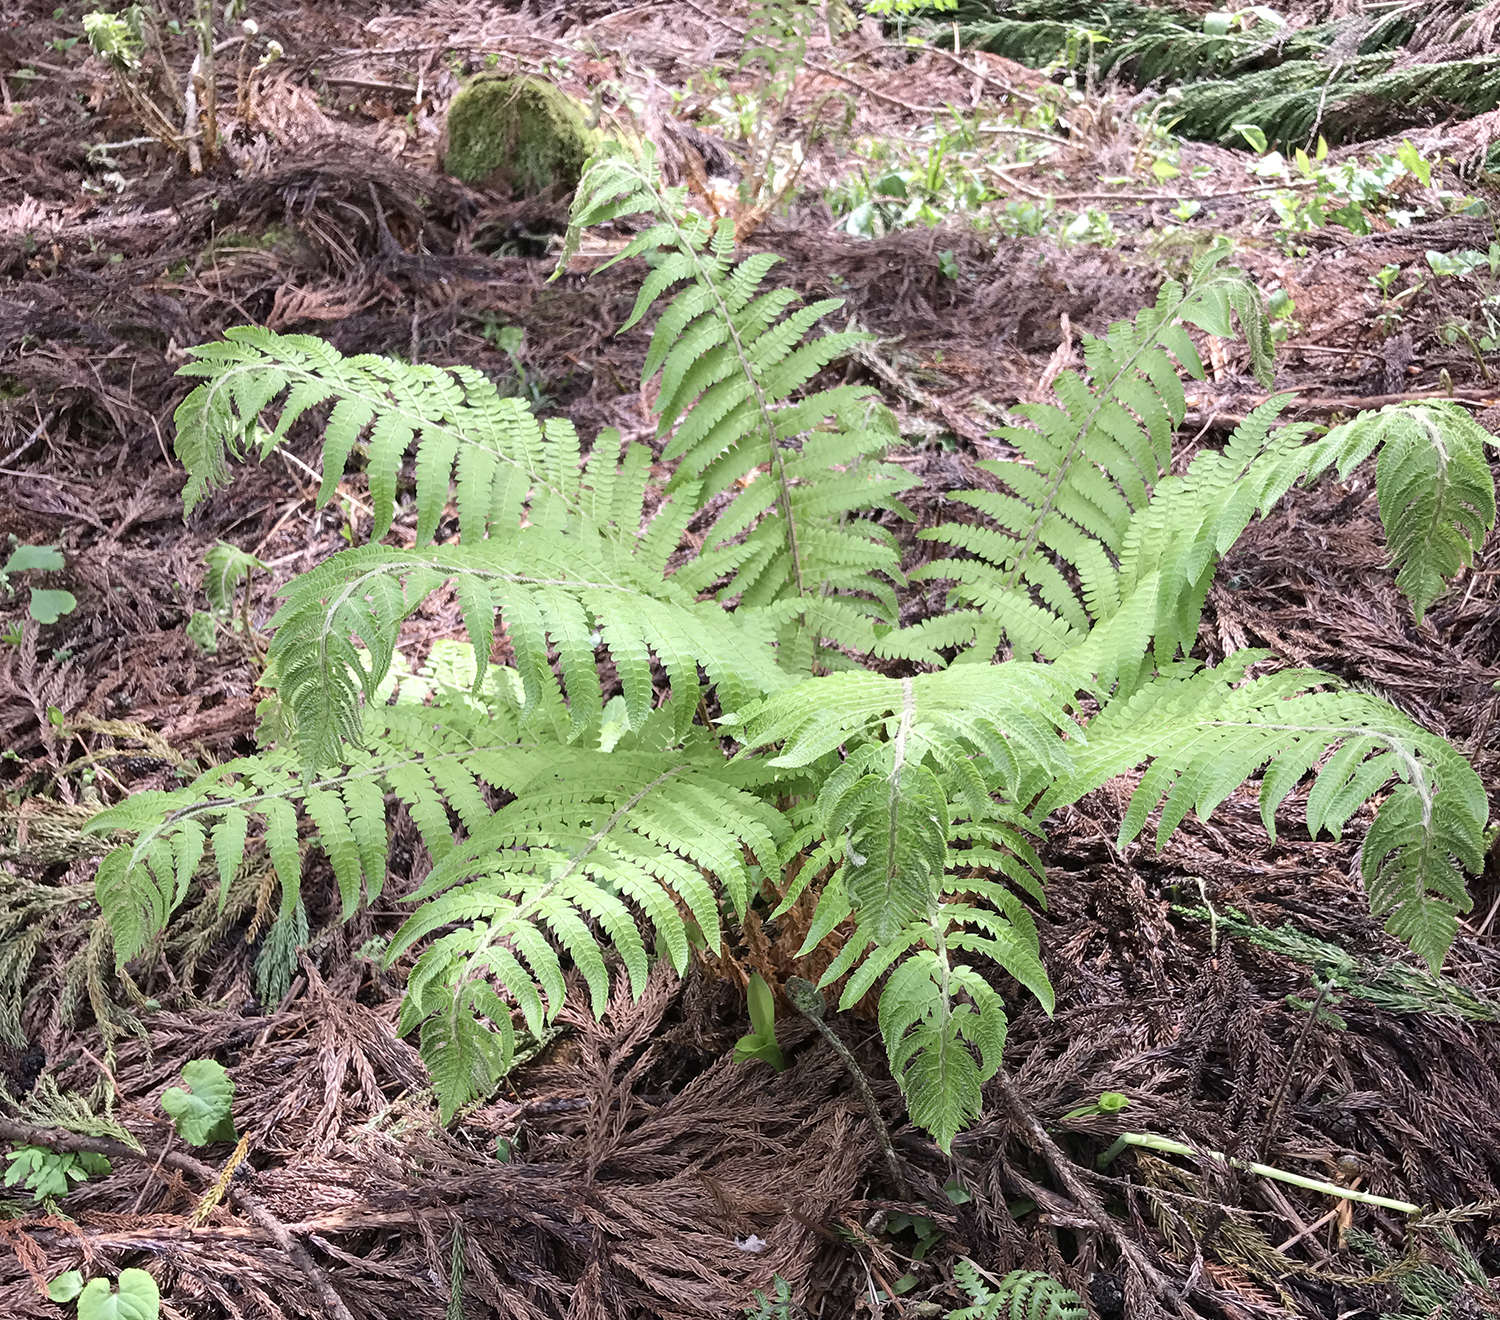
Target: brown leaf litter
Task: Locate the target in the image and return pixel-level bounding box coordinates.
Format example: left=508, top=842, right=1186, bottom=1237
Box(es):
left=0, top=1, right=1498, bottom=1316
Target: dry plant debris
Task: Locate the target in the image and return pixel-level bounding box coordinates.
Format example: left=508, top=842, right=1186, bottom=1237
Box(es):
left=0, top=2, right=1498, bottom=1318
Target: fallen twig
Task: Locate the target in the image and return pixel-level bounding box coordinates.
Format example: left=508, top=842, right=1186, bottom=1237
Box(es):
left=1098, top=1132, right=1421, bottom=1214
left=992, top=1069, right=1193, bottom=1316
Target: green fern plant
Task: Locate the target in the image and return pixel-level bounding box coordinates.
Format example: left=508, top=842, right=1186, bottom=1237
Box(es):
left=84, top=146, right=1490, bottom=1147
left=947, top=1260, right=1085, bottom=1320
left=1305, top=402, right=1497, bottom=623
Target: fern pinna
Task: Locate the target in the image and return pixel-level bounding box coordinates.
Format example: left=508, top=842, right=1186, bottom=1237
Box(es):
left=949, top=1260, right=1085, bottom=1320
left=86, top=147, right=1490, bottom=1144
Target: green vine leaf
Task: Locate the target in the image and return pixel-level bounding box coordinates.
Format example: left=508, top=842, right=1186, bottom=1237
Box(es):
left=161, top=1059, right=237, bottom=1146
left=77, top=1269, right=160, bottom=1320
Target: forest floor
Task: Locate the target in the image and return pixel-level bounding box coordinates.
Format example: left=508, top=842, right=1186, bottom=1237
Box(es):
left=1, top=2, right=1499, bottom=1319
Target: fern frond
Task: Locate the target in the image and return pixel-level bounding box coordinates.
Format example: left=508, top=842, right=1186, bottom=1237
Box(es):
left=173, top=330, right=599, bottom=543
left=1040, top=653, right=1485, bottom=970
left=261, top=519, right=784, bottom=766
left=1307, top=403, right=1497, bottom=622
left=565, top=146, right=918, bottom=665
left=950, top=1259, right=1086, bottom=1320
left=382, top=736, right=788, bottom=1121
left=915, top=252, right=1272, bottom=664
left=728, top=666, right=1072, bottom=1148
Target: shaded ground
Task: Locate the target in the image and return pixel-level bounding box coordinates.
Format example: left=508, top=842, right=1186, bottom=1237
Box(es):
left=1, top=2, right=1499, bottom=1318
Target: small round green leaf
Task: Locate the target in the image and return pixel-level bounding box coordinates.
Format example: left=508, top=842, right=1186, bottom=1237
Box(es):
left=28, top=589, right=77, bottom=624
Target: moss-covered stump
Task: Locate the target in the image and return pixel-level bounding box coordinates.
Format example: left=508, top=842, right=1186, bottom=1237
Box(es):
left=443, top=76, right=598, bottom=196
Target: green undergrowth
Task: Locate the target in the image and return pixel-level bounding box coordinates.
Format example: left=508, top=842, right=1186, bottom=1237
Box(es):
left=945, top=0, right=1500, bottom=149
left=74, top=140, right=1496, bottom=1150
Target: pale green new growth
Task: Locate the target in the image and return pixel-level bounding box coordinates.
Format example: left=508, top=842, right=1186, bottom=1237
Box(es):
left=948, top=1261, right=1085, bottom=1320
left=91, top=148, right=1488, bottom=1145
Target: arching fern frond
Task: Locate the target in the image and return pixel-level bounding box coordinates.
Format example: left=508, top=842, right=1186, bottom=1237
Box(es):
left=562, top=145, right=918, bottom=667
left=85, top=662, right=533, bottom=965
left=1306, top=402, right=1498, bottom=623
left=262, top=531, right=784, bottom=767
left=907, top=249, right=1272, bottom=665
left=1039, top=652, right=1486, bottom=970
left=384, top=729, right=789, bottom=1120
left=174, top=332, right=593, bottom=542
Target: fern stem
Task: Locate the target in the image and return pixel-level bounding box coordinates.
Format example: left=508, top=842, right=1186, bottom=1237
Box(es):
left=1099, top=1133, right=1420, bottom=1214
left=882, top=679, right=916, bottom=900
left=785, top=976, right=911, bottom=1200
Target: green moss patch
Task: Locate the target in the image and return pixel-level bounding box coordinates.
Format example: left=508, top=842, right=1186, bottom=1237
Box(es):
left=443, top=77, right=598, bottom=197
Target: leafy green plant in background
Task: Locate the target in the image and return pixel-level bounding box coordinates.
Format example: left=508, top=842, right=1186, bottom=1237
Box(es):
left=1347, top=1227, right=1492, bottom=1320
left=951, top=0, right=1500, bottom=148
left=1, top=541, right=77, bottom=629
left=187, top=540, right=265, bottom=655
left=84, top=143, right=1492, bottom=1148
left=743, top=1274, right=800, bottom=1320
left=3, top=1145, right=110, bottom=1202
left=864, top=0, right=958, bottom=18
left=825, top=103, right=1063, bottom=241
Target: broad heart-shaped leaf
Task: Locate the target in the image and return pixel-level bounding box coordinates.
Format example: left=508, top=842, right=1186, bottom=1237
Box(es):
left=28, top=588, right=77, bottom=623
left=48, top=1270, right=84, bottom=1302
left=77, top=1269, right=160, bottom=1320
left=160, top=1058, right=237, bottom=1146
